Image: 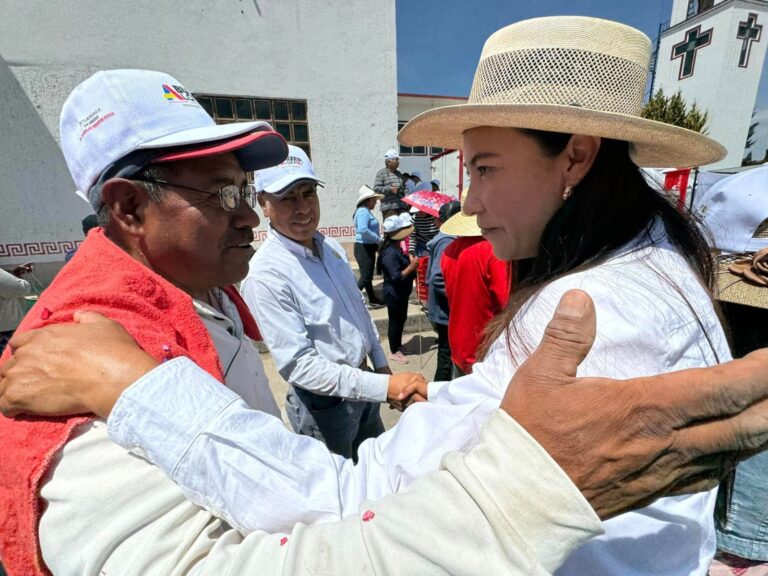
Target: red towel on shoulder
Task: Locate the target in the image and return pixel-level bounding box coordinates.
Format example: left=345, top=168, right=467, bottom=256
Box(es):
left=0, top=228, right=260, bottom=575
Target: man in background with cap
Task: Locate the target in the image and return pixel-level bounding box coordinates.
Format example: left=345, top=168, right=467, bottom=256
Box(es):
left=373, top=147, right=406, bottom=219
left=242, top=145, right=427, bottom=459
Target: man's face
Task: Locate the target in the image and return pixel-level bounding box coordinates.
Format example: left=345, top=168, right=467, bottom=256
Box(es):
left=258, top=181, right=320, bottom=249
left=139, top=153, right=259, bottom=299
left=386, top=158, right=400, bottom=171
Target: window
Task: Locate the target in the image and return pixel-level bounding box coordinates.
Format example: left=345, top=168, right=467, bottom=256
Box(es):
left=686, top=0, right=715, bottom=18
left=195, top=94, right=311, bottom=157
left=398, top=121, right=428, bottom=156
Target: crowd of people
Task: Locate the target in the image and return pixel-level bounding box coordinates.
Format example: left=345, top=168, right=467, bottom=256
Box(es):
left=2, top=14, right=768, bottom=576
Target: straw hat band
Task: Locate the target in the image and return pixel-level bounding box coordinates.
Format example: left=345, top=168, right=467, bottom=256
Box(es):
left=471, top=48, right=647, bottom=115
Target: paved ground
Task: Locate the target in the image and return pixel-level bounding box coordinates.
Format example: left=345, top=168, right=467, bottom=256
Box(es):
left=261, top=328, right=439, bottom=430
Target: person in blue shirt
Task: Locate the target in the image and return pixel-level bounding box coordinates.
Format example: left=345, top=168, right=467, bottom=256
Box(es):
left=353, top=185, right=385, bottom=309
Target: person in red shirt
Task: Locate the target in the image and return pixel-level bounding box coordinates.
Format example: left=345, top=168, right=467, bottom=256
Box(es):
left=441, top=194, right=511, bottom=376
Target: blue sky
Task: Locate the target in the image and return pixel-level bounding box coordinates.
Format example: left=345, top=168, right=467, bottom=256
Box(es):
left=396, top=0, right=675, bottom=96
left=396, top=0, right=768, bottom=108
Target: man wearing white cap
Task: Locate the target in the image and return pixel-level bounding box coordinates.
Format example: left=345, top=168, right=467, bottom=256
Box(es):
left=242, top=145, right=427, bottom=459
left=374, top=147, right=406, bottom=219
left=0, top=68, right=290, bottom=574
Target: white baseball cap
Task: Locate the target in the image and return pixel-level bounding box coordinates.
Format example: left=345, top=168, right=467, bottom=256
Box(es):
left=60, top=69, right=288, bottom=208
left=384, top=148, right=400, bottom=160
left=383, top=213, right=414, bottom=239
left=253, top=144, right=324, bottom=195
left=695, top=165, right=768, bottom=254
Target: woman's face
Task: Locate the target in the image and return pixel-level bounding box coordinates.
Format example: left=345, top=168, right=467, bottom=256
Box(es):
left=462, top=127, right=568, bottom=261
left=366, top=198, right=378, bottom=210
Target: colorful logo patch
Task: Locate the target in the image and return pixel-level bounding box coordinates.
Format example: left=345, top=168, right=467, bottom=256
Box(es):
left=282, top=155, right=303, bottom=167
left=162, top=84, right=196, bottom=102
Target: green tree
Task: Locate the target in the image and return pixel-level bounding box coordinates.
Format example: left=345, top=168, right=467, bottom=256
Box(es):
left=745, top=109, right=758, bottom=150
left=641, top=88, right=709, bottom=134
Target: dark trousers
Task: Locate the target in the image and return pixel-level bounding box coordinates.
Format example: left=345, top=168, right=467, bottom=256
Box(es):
left=354, top=243, right=379, bottom=302
left=385, top=296, right=409, bottom=352
left=0, top=330, right=14, bottom=356
left=286, top=386, right=385, bottom=461
left=451, top=363, right=467, bottom=379
left=433, top=322, right=452, bottom=382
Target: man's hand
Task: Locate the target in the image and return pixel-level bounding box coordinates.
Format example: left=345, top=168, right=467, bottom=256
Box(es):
left=502, top=289, right=768, bottom=520
left=387, top=372, right=428, bottom=411
left=0, top=311, right=159, bottom=418
left=12, top=263, right=33, bottom=277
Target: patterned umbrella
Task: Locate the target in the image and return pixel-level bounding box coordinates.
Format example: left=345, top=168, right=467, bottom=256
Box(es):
left=401, top=190, right=456, bottom=218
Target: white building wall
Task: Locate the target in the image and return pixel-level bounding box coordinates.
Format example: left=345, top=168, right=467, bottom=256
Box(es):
left=0, top=0, right=397, bottom=258
left=0, top=56, right=92, bottom=279
left=655, top=0, right=768, bottom=169
left=396, top=94, right=467, bottom=197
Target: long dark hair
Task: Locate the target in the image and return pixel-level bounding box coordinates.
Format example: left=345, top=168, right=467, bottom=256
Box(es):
left=478, top=129, right=717, bottom=361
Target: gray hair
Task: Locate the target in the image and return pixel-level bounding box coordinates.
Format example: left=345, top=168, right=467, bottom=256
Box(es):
left=95, top=164, right=170, bottom=227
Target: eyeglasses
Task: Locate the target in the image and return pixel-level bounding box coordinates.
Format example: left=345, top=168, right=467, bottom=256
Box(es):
left=133, top=178, right=258, bottom=212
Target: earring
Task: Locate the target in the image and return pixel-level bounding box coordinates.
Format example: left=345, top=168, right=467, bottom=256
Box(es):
left=562, top=185, right=573, bottom=201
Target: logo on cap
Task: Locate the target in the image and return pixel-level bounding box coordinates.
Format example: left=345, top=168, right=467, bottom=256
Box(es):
left=282, top=155, right=304, bottom=167
left=162, top=84, right=196, bottom=103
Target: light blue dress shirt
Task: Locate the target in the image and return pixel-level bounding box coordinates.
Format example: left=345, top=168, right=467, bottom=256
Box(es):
left=241, top=227, right=389, bottom=401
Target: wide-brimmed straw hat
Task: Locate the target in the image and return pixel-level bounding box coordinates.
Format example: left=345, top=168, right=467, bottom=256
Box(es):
left=696, top=165, right=768, bottom=309
left=441, top=188, right=482, bottom=237
left=398, top=16, right=726, bottom=168
left=716, top=250, right=768, bottom=310
left=357, top=185, right=384, bottom=206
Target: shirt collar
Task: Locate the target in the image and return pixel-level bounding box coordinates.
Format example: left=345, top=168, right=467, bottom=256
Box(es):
left=193, top=288, right=238, bottom=335
left=268, top=225, right=325, bottom=260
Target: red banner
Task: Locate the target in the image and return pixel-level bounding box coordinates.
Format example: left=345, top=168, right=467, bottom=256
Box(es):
left=664, top=169, right=691, bottom=211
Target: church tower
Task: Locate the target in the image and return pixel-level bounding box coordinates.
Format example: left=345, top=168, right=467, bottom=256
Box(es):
left=654, top=0, right=768, bottom=168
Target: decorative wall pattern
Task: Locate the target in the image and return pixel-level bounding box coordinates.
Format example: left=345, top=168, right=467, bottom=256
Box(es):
left=1, top=228, right=357, bottom=258
left=254, top=226, right=355, bottom=242
left=0, top=240, right=82, bottom=258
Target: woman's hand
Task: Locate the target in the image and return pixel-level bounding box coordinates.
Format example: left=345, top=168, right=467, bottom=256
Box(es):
left=405, top=254, right=419, bottom=275
left=0, top=311, right=159, bottom=418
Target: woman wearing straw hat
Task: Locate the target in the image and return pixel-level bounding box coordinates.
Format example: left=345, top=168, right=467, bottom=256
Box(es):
left=353, top=185, right=386, bottom=309
left=379, top=214, right=419, bottom=364
left=400, top=15, right=729, bottom=576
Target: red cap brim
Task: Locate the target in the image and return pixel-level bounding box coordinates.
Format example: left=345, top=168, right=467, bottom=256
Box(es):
left=152, top=130, right=288, bottom=171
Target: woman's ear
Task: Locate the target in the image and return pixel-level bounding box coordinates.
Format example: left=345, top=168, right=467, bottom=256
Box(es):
left=564, top=135, right=601, bottom=187
left=100, top=178, right=151, bottom=239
